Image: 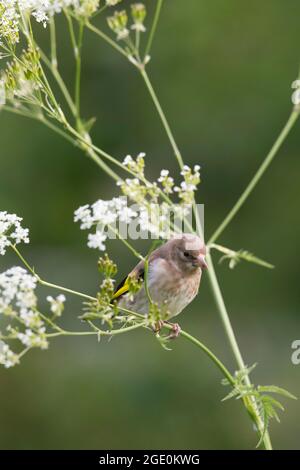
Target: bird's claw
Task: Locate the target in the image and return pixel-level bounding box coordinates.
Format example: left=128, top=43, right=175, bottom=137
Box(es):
left=153, top=320, right=181, bottom=339
left=167, top=322, right=181, bottom=339
left=153, top=320, right=164, bottom=334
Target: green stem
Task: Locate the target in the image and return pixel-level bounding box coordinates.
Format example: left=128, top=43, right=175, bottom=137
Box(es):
left=179, top=329, right=234, bottom=385
left=209, top=109, right=300, bottom=244
left=144, top=0, right=164, bottom=59
left=10, top=244, right=96, bottom=302
left=135, top=29, right=140, bottom=57
left=40, top=50, right=77, bottom=117
left=206, top=251, right=272, bottom=449
left=2, top=107, right=116, bottom=183
left=140, top=68, right=184, bottom=168
left=75, top=21, right=84, bottom=124
left=49, top=17, right=57, bottom=69
left=144, top=257, right=153, bottom=306
left=85, top=21, right=128, bottom=58
left=110, top=226, right=144, bottom=260
left=47, top=322, right=146, bottom=338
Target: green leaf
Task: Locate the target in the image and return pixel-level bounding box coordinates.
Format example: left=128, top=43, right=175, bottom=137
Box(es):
left=222, top=387, right=240, bottom=402
left=258, top=385, right=297, bottom=400
left=210, top=243, right=274, bottom=270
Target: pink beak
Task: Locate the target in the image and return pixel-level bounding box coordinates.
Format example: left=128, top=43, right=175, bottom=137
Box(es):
left=197, top=254, right=208, bottom=269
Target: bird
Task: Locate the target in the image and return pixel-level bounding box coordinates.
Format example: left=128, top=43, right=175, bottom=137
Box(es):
left=113, top=233, right=207, bottom=337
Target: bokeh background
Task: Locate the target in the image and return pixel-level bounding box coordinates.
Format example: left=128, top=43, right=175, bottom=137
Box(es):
left=1, top=0, right=300, bottom=450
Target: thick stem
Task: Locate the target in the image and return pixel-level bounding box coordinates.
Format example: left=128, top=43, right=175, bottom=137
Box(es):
left=206, top=252, right=272, bottom=450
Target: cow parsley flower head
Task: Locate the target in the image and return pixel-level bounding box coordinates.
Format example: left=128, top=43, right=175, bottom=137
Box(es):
left=0, top=1, right=20, bottom=44
left=174, top=164, right=201, bottom=204
left=0, top=266, right=49, bottom=367
left=122, top=152, right=145, bottom=178
left=75, top=196, right=139, bottom=251
left=17, top=327, right=48, bottom=349
left=0, top=341, right=19, bottom=368
left=158, top=169, right=174, bottom=194
left=0, top=0, right=103, bottom=44
left=0, top=266, right=37, bottom=318
left=0, top=211, right=30, bottom=256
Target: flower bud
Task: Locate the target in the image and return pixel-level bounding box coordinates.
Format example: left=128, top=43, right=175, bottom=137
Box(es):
left=107, top=10, right=129, bottom=40
left=131, top=3, right=146, bottom=32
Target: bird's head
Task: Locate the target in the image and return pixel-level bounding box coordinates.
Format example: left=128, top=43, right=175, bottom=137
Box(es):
left=170, top=233, right=208, bottom=273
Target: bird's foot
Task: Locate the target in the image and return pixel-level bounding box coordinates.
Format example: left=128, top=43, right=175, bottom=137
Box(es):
left=166, top=321, right=181, bottom=339
left=153, top=320, right=181, bottom=339
left=153, top=320, right=164, bottom=334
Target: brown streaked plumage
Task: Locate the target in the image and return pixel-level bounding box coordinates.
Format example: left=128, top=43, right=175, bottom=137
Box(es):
left=114, top=234, right=207, bottom=333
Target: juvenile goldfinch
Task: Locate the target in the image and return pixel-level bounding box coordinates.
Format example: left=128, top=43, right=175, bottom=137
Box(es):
left=113, top=233, right=207, bottom=336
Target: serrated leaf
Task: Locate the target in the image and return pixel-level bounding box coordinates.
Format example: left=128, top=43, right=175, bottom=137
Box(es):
left=155, top=333, right=172, bottom=351
left=261, top=395, right=284, bottom=413
left=222, top=387, right=240, bottom=402
left=210, top=244, right=274, bottom=270
left=258, top=385, right=297, bottom=400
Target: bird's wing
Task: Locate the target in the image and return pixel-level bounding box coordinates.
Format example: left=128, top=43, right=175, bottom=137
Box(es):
left=112, top=243, right=168, bottom=301
left=112, top=259, right=145, bottom=301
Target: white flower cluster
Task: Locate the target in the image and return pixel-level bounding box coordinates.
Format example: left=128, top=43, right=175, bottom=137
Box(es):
left=0, top=341, right=19, bottom=368
left=122, top=154, right=201, bottom=206
left=0, top=0, right=118, bottom=44
left=107, top=3, right=146, bottom=41
left=0, top=266, right=48, bottom=366
left=158, top=169, right=174, bottom=195
left=174, top=164, right=201, bottom=204
left=17, top=327, right=47, bottom=349
left=75, top=157, right=202, bottom=249
left=0, top=266, right=38, bottom=324
left=47, top=294, right=66, bottom=317
left=0, top=0, right=20, bottom=44
left=0, top=211, right=29, bottom=256
left=74, top=197, right=138, bottom=250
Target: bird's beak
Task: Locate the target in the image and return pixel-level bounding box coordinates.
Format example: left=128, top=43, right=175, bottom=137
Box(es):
left=195, top=254, right=208, bottom=269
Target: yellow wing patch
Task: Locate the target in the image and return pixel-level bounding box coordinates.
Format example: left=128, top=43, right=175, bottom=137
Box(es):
left=112, top=277, right=130, bottom=300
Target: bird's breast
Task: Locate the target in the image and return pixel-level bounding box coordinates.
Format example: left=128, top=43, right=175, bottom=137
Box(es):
left=147, top=258, right=201, bottom=317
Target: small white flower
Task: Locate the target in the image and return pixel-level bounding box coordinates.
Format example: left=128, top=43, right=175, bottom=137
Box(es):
left=0, top=211, right=30, bottom=255
left=87, top=231, right=107, bottom=251
left=74, top=204, right=94, bottom=229
left=123, top=155, right=133, bottom=166
left=17, top=327, right=48, bottom=349
left=47, top=294, right=66, bottom=317
left=0, top=341, right=19, bottom=368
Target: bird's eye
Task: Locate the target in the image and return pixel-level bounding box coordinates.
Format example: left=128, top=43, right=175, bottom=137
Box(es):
left=183, top=251, right=190, bottom=258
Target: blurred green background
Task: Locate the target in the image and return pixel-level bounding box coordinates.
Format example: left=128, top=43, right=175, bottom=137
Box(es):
left=1, top=0, right=300, bottom=450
